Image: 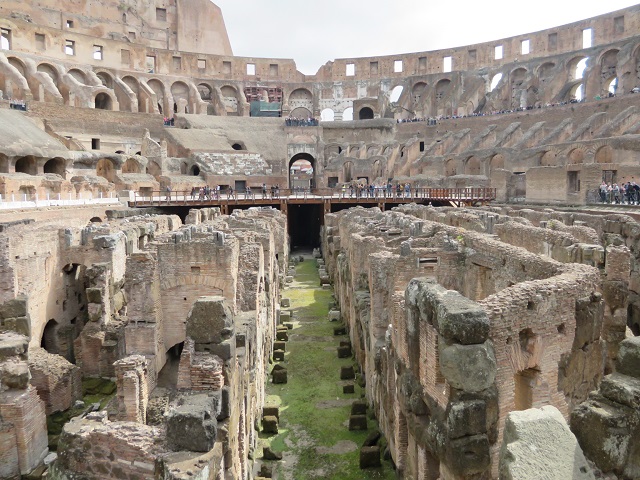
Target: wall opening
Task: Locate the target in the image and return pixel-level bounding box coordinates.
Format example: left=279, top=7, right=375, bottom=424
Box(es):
left=288, top=204, right=322, bottom=249
left=15, top=156, right=37, bottom=175
left=320, top=108, right=335, bottom=121
left=583, top=28, right=593, bottom=49
left=443, top=56, right=452, bottom=73
left=190, top=165, right=200, bottom=176
left=342, top=107, right=354, bottom=121
left=41, top=319, right=59, bottom=354
left=359, top=107, right=374, bottom=120
left=346, top=63, right=355, bottom=76
left=390, top=85, right=404, bottom=103
left=490, top=73, right=503, bottom=92
left=44, top=158, right=65, bottom=176
left=514, top=368, right=540, bottom=410
left=289, top=153, right=315, bottom=190
left=95, top=93, right=112, bottom=110
left=1, top=28, right=11, bottom=50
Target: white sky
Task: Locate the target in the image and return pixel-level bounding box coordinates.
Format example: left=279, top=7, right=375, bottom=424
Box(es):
left=214, top=0, right=640, bottom=75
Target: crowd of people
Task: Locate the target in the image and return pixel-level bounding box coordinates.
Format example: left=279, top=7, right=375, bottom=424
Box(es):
left=163, top=117, right=175, bottom=126
left=185, top=183, right=282, bottom=200
left=340, top=181, right=421, bottom=199
left=285, top=117, right=319, bottom=127
left=9, top=99, right=27, bottom=111
left=599, top=181, right=640, bottom=204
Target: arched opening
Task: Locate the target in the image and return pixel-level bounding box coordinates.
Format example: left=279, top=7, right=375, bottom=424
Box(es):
left=189, top=165, right=201, bottom=176
left=198, top=83, right=212, bottom=101
left=342, top=107, right=354, bottom=121
left=290, top=107, right=312, bottom=119
left=0, top=154, right=8, bottom=173
left=231, top=143, right=245, bottom=151
left=568, top=148, right=585, bottom=164
left=514, top=368, right=541, bottom=410
left=90, top=216, right=102, bottom=223
left=289, top=153, right=315, bottom=190
left=147, top=79, right=165, bottom=114
left=15, top=156, right=37, bottom=175
left=122, top=158, right=141, bottom=173
left=489, top=73, right=503, bottom=92
left=571, top=83, right=584, bottom=102
left=95, top=92, right=112, bottom=110
left=465, top=156, right=482, bottom=175
left=445, top=159, right=456, bottom=177
left=490, top=154, right=504, bottom=172
left=171, top=81, right=190, bottom=114
left=157, top=342, right=184, bottom=389
left=7, top=57, right=26, bottom=78
left=359, top=107, right=374, bottom=120
left=147, top=160, right=161, bottom=177
left=96, top=158, right=116, bottom=182
left=220, top=85, right=239, bottom=115
left=390, top=85, right=404, bottom=103
left=435, top=79, right=453, bottom=114
left=43, top=158, right=65, bottom=176
left=96, top=72, right=113, bottom=89
left=569, top=57, right=588, bottom=81
left=595, top=145, right=613, bottom=164
left=320, top=108, right=335, bottom=121
left=540, top=151, right=557, bottom=166
left=538, top=62, right=556, bottom=85
left=606, top=77, right=618, bottom=96
left=68, top=68, right=86, bottom=85
left=37, top=63, right=59, bottom=85
left=41, top=319, right=60, bottom=354
left=600, top=49, right=619, bottom=95
left=412, top=82, right=427, bottom=104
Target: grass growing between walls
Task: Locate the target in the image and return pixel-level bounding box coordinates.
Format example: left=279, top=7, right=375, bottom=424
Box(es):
left=259, top=257, right=396, bottom=480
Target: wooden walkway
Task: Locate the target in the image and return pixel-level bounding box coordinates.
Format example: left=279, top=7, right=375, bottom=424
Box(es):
left=131, top=187, right=496, bottom=213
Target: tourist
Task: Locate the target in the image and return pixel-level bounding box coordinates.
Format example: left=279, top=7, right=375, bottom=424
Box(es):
left=165, top=185, right=171, bottom=201
left=228, top=186, right=234, bottom=199
left=599, top=181, right=608, bottom=203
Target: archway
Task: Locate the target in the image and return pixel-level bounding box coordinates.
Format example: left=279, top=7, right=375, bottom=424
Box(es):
left=122, top=158, right=141, bottom=173
left=342, top=107, right=354, bottom=121
left=490, top=73, right=503, bottom=92
left=595, top=145, right=613, bottom=164
left=43, top=157, right=65, bottom=176
left=15, top=156, right=37, bottom=175
left=343, top=160, right=354, bottom=182
left=490, top=154, right=504, bottom=172
left=390, top=85, right=404, bottom=103
left=95, top=92, right=113, bottom=110
left=96, top=71, right=113, bottom=89
left=220, top=85, right=239, bottom=115
left=290, top=107, right=312, bottom=119
left=289, top=153, right=315, bottom=190
left=198, top=83, right=212, bottom=101
left=189, top=165, right=201, bottom=176
left=171, top=81, right=190, bottom=114
left=96, top=158, right=116, bottom=182
left=147, top=160, right=161, bottom=177
left=320, top=108, right=335, bottom=121
left=568, top=148, right=585, bottom=164
left=0, top=154, right=8, bottom=173
left=445, top=159, right=456, bottom=177
left=68, top=69, right=87, bottom=84
left=359, top=107, right=374, bottom=120
left=41, top=319, right=59, bottom=354
left=465, top=156, right=482, bottom=175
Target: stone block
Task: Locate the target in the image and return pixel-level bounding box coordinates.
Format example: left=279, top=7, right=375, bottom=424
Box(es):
left=186, top=297, right=234, bottom=345
left=359, top=446, right=381, bottom=469
left=363, top=430, right=381, bottom=447
left=2, top=317, right=30, bottom=337
left=320, top=275, right=330, bottom=286
left=351, top=400, right=367, bottom=415
left=262, top=415, right=278, bottom=434
left=617, top=337, right=640, bottom=378
left=447, top=400, right=487, bottom=439
left=273, top=341, right=286, bottom=352
left=599, top=372, right=640, bottom=409
left=436, top=291, right=490, bottom=345
left=285, top=276, right=293, bottom=283
left=0, top=332, right=28, bottom=359
left=439, top=340, right=496, bottom=393
left=263, top=446, right=283, bottom=461
left=343, top=383, right=355, bottom=394
left=340, top=365, right=355, bottom=380
left=322, top=284, right=331, bottom=290
left=276, top=330, right=288, bottom=342
left=86, top=288, right=102, bottom=304
left=283, top=323, right=293, bottom=330
left=280, top=311, right=291, bottom=323
left=263, top=406, right=279, bottom=421
left=501, top=406, right=594, bottom=480
left=280, top=298, right=290, bottom=308
left=166, top=394, right=218, bottom=452
left=272, top=350, right=285, bottom=362
left=571, top=395, right=636, bottom=474
left=259, top=463, right=273, bottom=478
left=0, top=298, right=27, bottom=319
left=217, top=387, right=230, bottom=421
left=328, top=310, right=341, bottom=322
left=333, top=325, right=346, bottom=336
left=349, top=414, right=368, bottom=431
left=272, top=368, right=287, bottom=384
left=1, top=360, right=30, bottom=389
left=337, top=345, right=351, bottom=358
left=446, top=434, right=490, bottom=476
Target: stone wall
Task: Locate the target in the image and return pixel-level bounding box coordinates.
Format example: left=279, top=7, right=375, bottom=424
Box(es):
left=322, top=205, right=621, bottom=479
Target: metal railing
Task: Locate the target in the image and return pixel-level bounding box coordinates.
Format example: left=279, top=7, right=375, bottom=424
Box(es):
left=132, top=187, right=496, bottom=207
left=0, top=191, right=119, bottom=210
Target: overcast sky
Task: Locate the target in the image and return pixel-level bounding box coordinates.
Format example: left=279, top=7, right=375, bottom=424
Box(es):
left=214, top=0, right=639, bottom=74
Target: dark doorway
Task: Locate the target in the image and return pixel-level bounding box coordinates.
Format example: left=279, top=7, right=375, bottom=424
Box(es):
left=359, top=107, right=374, bottom=120
left=288, top=204, right=322, bottom=249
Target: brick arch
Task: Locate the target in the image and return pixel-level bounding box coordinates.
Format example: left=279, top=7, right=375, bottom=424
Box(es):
left=160, top=275, right=226, bottom=350
left=568, top=148, right=585, bottom=165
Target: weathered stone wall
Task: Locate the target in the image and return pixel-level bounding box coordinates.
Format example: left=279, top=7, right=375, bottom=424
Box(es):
left=323, top=205, right=620, bottom=479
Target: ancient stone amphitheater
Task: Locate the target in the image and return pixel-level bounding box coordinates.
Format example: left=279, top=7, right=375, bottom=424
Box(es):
left=0, top=1, right=639, bottom=479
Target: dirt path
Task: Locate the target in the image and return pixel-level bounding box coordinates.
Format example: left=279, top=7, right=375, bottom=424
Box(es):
left=257, top=255, right=396, bottom=480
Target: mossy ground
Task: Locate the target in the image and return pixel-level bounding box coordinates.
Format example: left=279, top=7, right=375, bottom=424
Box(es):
left=47, top=378, right=116, bottom=450
left=258, top=257, right=396, bottom=480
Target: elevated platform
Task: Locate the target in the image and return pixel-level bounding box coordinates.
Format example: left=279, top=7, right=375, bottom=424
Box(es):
left=131, top=187, right=497, bottom=213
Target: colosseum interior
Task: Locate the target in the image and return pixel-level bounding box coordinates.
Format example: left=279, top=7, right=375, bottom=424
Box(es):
left=0, top=1, right=640, bottom=479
